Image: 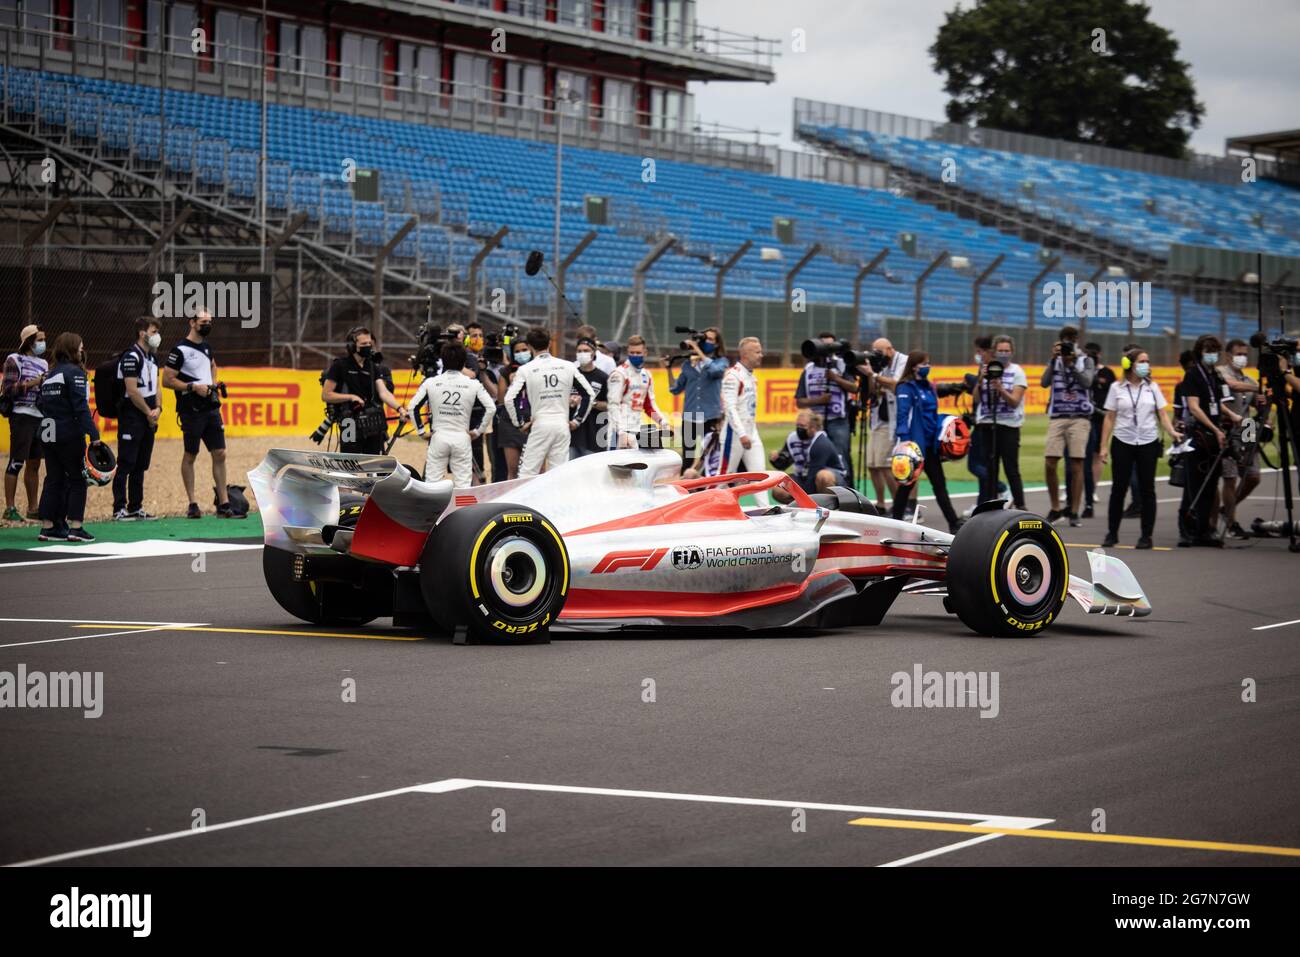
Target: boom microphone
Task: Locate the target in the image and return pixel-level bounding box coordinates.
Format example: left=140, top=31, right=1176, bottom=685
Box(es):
left=523, top=249, right=583, bottom=324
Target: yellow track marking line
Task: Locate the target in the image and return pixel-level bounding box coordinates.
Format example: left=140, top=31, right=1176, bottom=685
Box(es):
left=847, top=816, right=1300, bottom=858
left=73, top=624, right=424, bottom=642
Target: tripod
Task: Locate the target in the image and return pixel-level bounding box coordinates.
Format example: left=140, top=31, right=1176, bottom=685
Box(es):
left=1256, top=352, right=1300, bottom=552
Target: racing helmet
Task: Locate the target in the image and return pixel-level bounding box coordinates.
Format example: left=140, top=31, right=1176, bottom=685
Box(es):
left=890, top=440, right=924, bottom=487
left=939, top=414, right=972, bottom=461
left=83, top=442, right=117, bottom=487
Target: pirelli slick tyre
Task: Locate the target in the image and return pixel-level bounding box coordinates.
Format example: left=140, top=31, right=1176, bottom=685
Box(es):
left=947, top=509, right=1069, bottom=637
left=420, top=503, right=569, bottom=643
left=262, top=547, right=379, bottom=626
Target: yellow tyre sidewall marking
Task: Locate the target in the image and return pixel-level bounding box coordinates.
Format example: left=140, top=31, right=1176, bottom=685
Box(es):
left=990, top=525, right=1070, bottom=620
left=468, top=520, right=498, bottom=601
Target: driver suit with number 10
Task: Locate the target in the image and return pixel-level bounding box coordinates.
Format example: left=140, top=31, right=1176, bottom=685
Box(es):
left=505, top=328, right=596, bottom=477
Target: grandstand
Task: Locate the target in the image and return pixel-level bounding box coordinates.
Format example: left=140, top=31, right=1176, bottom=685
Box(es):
left=2, top=1, right=1296, bottom=367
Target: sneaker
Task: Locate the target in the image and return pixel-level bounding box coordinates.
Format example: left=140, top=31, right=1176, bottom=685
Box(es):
left=1194, top=535, right=1224, bottom=549
left=1123, top=502, right=1142, bottom=519
left=1176, top=538, right=1193, bottom=548
left=216, top=502, right=235, bottom=519
left=112, top=507, right=134, bottom=521
left=187, top=503, right=202, bottom=519
left=1068, top=513, right=1082, bottom=528
left=25, top=509, right=39, bottom=520
left=1046, top=509, right=1065, bottom=524
left=126, top=508, right=157, bottom=521
left=1102, top=532, right=1118, bottom=547
left=37, top=526, right=68, bottom=542
left=1135, top=537, right=1153, bottom=550
left=1227, top=522, right=1251, bottom=541
left=948, top=518, right=966, bottom=534
left=2, top=506, right=21, bottom=522
left=66, top=527, right=96, bottom=543
left=1082, top=506, right=1094, bottom=519
left=961, top=504, right=976, bottom=519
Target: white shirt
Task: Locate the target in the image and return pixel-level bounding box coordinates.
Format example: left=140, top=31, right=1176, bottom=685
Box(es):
left=1104, top=378, right=1167, bottom=446
left=594, top=351, right=616, bottom=375
left=504, top=351, right=595, bottom=425
left=870, top=349, right=908, bottom=430
left=412, top=370, right=495, bottom=435
left=720, top=361, right=759, bottom=436
left=975, top=362, right=1029, bottom=428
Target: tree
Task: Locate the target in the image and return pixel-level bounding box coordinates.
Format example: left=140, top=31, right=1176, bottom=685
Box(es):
left=929, top=0, right=1204, bottom=158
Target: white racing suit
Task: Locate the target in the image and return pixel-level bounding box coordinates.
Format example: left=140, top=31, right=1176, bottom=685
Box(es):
left=411, top=370, right=496, bottom=487
left=504, top=352, right=596, bottom=477
left=606, top=360, right=668, bottom=450
left=719, top=361, right=770, bottom=506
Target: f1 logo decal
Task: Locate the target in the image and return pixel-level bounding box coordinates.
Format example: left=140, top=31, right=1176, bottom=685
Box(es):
left=591, top=547, right=668, bottom=574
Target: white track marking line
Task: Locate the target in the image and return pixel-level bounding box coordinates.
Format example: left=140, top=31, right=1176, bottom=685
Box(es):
left=0, top=553, right=136, bottom=568
left=0, top=624, right=194, bottom=649
left=1253, top=618, right=1300, bottom=631
left=6, top=776, right=1050, bottom=867
left=0, top=617, right=205, bottom=626
left=7, top=784, right=422, bottom=867
left=876, top=832, right=1007, bottom=867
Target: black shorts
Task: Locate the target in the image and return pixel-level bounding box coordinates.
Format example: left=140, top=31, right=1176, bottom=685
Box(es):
left=6, top=413, right=42, bottom=473
left=180, top=408, right=226, bottom=455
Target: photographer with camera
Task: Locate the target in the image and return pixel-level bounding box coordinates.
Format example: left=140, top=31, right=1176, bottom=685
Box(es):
left=1099, top=349, right=1182, bottom=549
left=1179, top=334, right=1242, bottom=547
left=1075, top=341, right=1116, bottom=519
left=769, top=410, right=848, bottom=504
left=162, top=309, right=234, bottom=519
left=667, top=327, right=728, bottom=472
left=410, top=341, right=495, bottom=487
left=607, top=336, right=671, bottom=451
left=1218, top=340, right=1264, bottom=537
left=321, top=326, right=409, bottom=457
left=863, top=337, right=906, bottom=511
left=891, top=351, right=963, bottom=532
left=975, top=335, right=1028, bottom=510
left=795, top=331, right=860, bottom=484
left=506, top=328, right=597, bottom=477
left=1041, top=325, right=1096, bottom=527
left=111, top=317, right=163, bottom=521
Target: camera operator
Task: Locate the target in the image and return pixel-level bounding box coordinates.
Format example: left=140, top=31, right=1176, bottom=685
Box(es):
left=3, top=324, right=46, bottom=523
left=1041, top=325, right=1096, bottom=527
left=410, top=341, right=495, bottom=487
left=975, top=335, right=1028, bottom=509
left=891, top=351, right=963, bottom=532
left=1099, top=349, right=1182, bottom=549
left=505, top=328, right=596, bottom=477
left=1179, top=334, right=1242, bottom=547
left=607, top=336, right=670, bottom=451
left=769, top=410, right=848, bottom=504
left=571, top=337, right=609, bottom=458
left=667, top=327, right=727, bottom=472
left=1215, top=339, right=1264, bottom=540
left=1076, top=341, right=1116, bottom=519
left=35, top=333, right=101, bottom=543
left=863, top=337, right=906, bottom=511
left=795, top=331, right=859, bottom=484
left=321, top=327, right=409, bottom=457
left=112, top=317, right=162, bottom=521
left=161, top=309, right=232, bottom=519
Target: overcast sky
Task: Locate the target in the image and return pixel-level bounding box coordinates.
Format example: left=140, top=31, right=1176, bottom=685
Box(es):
left=691, top=0, right=1300, bottom=156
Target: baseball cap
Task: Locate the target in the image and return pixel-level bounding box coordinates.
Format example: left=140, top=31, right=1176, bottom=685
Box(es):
left=19, top=324, right=38, bottom=344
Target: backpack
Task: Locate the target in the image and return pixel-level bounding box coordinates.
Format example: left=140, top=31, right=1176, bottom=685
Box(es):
left=215, top=484, right=251, bottom=517
left=93, top=352, right=125, bottom=419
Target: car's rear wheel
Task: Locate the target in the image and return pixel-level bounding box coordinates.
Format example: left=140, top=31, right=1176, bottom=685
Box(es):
left=262, top=546, right=380, bottom=626
left=946, top=509, right=1068, bottom=637
left=419, top=503, right=568, bottom=643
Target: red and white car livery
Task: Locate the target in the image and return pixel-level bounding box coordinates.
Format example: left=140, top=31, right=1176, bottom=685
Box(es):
left=249, top=447, right=1151, bottom=642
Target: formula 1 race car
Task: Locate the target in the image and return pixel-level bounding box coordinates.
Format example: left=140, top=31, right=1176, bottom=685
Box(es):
left=247, top=447, right=1151, bottom=642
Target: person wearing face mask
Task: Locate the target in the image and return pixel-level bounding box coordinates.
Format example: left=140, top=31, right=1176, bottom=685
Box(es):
left=1216, top=339, right=1263, bottom=540
left=321, top=326, right=409, bottom=459
left=2, top=324, right=47, bottom=523
left=1179, top=334, right=1242, bottom=547
left=891, top=351, right=962, bottom=531
left=1099, top=349, right=1182, bottom=549
left=35, top=333, right=102, bottom=542
left=505, top=327, right=596, bottom=477
left=975, top=335, right=1028, bottom=510
left=163, top=309, right=234, bottom=518
left=667, top=327, right=728, bottom=472
left=770, top=410, right=847, bottom=502
left=570, top=337, right=609, bottom=458
left=492, top=342, right=534, bottom=480
left=795, top=331, right=859, bottom=486
left=1041, top=325, right=1096, bottom=527
left=607, top=336, right=670, bottom=451
left=863, top=337, right=907, bottom=511
left=111, top=317, right=163, bottom=521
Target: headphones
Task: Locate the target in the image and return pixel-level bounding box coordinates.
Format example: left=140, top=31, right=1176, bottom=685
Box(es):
left=345, top=327, right=369, bottom=355
left=1121, top=355, right=1132, bottom=371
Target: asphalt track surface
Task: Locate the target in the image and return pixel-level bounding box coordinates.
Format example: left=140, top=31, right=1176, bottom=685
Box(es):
left=2, top=477, right=1298, bottom=867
